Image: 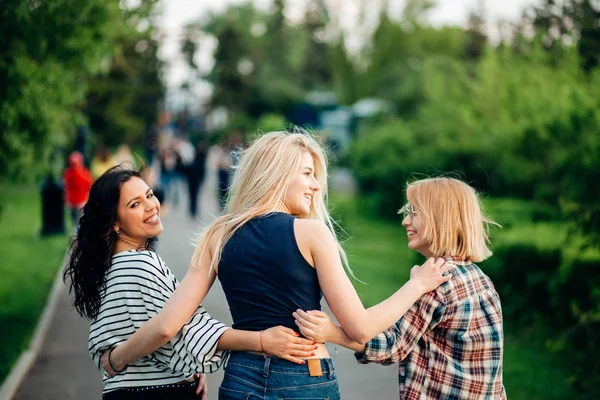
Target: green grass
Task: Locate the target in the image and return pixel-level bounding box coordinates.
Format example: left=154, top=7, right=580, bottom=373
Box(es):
left=332, top=193, right=585, bottom=400
left=0, top=185, right=70, bottom=383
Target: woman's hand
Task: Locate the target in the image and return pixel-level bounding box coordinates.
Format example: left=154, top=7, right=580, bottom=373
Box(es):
left=100, top=347, right=124, bottom=378
left=293, top=310, right=338, bottom=343
left=261, top=326, right=317, bottom=365
left=193, top=373, right=207, bottom=399
left=410, top=257, right=451, bottom=294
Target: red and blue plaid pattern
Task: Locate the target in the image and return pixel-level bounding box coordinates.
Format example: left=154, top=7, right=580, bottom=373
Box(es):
left=356, top=260, right=506, bottom=399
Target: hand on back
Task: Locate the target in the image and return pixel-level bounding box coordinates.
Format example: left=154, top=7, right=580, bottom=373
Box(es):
left=410, top=257, right=451, bottom=293
left=262, top=326, right=317, bottom=365
left=293, top=309, right=335, bottom=343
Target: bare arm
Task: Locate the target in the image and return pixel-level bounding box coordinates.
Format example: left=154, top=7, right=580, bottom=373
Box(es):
left=217, top=327, right=317, bottom=365
left=294, top=310, right=365, bottom=352
left=298, top=220, right=450, bottom=344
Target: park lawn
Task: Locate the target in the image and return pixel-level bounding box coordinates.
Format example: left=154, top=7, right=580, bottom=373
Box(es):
left=0, top=185, right=71, bottom=383
left=331, top=193, right=584, bottom=400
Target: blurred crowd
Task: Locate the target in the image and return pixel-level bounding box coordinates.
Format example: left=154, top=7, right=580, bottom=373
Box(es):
left=63, top=113, right=243, bottom=227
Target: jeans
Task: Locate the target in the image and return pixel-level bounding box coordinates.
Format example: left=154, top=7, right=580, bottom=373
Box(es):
left=102, top=380, right=199, bottom=399
left=219, top=352, right=340, bottom=400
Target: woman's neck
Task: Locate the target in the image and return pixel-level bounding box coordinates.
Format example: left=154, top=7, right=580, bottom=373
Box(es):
left=114, top=236, right=145, bottom=254
left=272, top=203, right=291, bottom=214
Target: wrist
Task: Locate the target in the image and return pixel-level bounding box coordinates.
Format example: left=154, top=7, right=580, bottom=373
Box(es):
left=331, top=325, right=346, bottom=345
left=109, top=347, right=126, bottom=372
left=406, top=278, right=427, bottom=296
left=259, top=331, right=265, bottom=353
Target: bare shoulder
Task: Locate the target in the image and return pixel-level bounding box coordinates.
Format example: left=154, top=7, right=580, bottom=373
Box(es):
left=294, top=219, right=332, bottom=267
left=295, top=218, right=329, bottom=235
left=294, top=218, right=334, bottom=244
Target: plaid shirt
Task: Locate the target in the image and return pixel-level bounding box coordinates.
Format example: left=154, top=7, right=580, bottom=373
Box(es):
left=355, top=260, right=506, bottom=400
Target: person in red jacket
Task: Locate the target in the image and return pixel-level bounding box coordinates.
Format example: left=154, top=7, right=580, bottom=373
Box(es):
left=63, top=151, right=93, bottom=226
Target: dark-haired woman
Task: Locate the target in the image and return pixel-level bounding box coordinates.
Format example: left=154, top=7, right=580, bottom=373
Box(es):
left=64, top=165, right=315, bottom=399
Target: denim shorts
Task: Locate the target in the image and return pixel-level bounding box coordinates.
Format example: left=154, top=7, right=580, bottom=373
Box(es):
left=219, top=351, right=341, bottom=400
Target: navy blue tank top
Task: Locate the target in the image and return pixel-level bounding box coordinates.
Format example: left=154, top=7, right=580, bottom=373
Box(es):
left=218, top=212, right=322, bottom=332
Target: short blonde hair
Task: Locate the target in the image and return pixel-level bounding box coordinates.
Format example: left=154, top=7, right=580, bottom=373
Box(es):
left=192, top=130, right=352, bottom=276
left=406, top=177, right=499, bottom=262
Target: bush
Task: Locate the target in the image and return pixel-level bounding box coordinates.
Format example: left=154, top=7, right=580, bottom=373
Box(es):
left=350, top=118, right=441, bottom=216
left=484, top=222, right=600, bottom=394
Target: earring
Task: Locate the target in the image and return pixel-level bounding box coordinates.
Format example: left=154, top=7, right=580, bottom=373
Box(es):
left=115, top=228, right=120, bottom=234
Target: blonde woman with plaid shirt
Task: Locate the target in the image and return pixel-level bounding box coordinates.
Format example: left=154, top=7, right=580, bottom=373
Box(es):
left=294, top=177, right=506, bottom=399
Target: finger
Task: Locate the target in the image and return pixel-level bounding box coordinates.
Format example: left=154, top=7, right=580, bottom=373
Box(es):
left=294, top=320, right=315, bottom=335
left=281, top=355, right=307, bottom=365
left=441, top=272, right=452, bottom=282
left=196, top=374, right=206, bottom=396
left=440, top=264, right=452, bottom=275
left=295, top=309, right=322, bottom=324
left=289, top=349, right=315, bottom=358
left=306, top=310, right=327, bottom=317
left=294, top=315, right=317, bottom=330
left=293, top=343, right=318, bottom=352
left=297, top=325, right=317, bottom=340
left=435, top=258, right=447, bottom=268
left=293, top=316, right=314, bottom=331
left=293, top=336, right=315, bottom=345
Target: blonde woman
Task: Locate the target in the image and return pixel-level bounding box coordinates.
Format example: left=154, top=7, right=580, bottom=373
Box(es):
left=295, top=177, right=506, bottom=399
left=100, top=132, right=450, bottom=399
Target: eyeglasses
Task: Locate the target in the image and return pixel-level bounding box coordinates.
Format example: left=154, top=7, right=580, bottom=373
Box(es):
left=398, top=203, right=417, bottom=221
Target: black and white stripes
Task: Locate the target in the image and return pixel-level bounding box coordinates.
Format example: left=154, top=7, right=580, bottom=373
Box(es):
left=88, top=250, right=229, bottom=393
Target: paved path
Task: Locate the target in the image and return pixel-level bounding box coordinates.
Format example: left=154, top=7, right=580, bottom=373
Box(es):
left=12, top=151, right=396, bottom=399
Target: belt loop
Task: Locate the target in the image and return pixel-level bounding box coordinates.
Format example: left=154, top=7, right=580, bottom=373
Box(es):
left=263, top=356, right=271, bottom=378
left=326, top=359, right=334, bottom=380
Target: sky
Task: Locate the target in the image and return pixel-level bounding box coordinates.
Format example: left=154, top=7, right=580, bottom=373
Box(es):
left=156, top=0, right=535, bottom=106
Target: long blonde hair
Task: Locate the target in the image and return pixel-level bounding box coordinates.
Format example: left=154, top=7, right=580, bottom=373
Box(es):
left=192, top=131, right=352, bottom=276
left=407, top=177, right=500, bottom=262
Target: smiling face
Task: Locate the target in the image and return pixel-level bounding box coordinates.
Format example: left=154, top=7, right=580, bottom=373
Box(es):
left=401, top=202, right=433, bottom=258
left=114, top=177, right=162, bottom=248
left=282, top=151, right=321, bottom=217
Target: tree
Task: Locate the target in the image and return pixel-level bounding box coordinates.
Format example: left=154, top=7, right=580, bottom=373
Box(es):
left=299, top=0, right=333, bottom=90
left=531, top=0, right=600, bottom=71
left=208, top=19, right=253, bottom=114
left=84, top=0, right=164, bottom=148
left=0, top=0, right=119, bottom=182
left=463, top=1, right=488, bottom=62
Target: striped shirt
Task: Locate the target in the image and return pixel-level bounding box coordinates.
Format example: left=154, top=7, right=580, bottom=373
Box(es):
left=356, top=261, right=506, bottom=400
left=88, top=250, right=230, bottom=393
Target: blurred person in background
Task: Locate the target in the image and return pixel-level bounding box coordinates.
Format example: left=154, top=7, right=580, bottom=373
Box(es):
left=63, top=151, right=93, bottom=226
left=95, top=132, right=449, bottom=400
left=91, top=145, right=115, bottom=179
left=295, top=177, right=506, bottom=400
left=216, top=137, right=233, bottom=212
left=186, top=139, right=209, bottom=219
left=174, top=135, right=195, bottom=211
left=64, top=165, right=316, bottom=399
left=114, top=144, right=135, bottom=166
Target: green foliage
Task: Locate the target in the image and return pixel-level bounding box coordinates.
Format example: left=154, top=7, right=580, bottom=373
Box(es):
left=483, top=223, right=600, bottom=395
left=254, top=113, right=288, bottom=133
left=0, top=185, right=69, bottom=382
left=190, top=3, right=311, bottom=120
left=0, top=0, right=119, bottom=182
left=351, top=119, right=423, bottom=216
left=85, top=0, right=164, bottom=147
